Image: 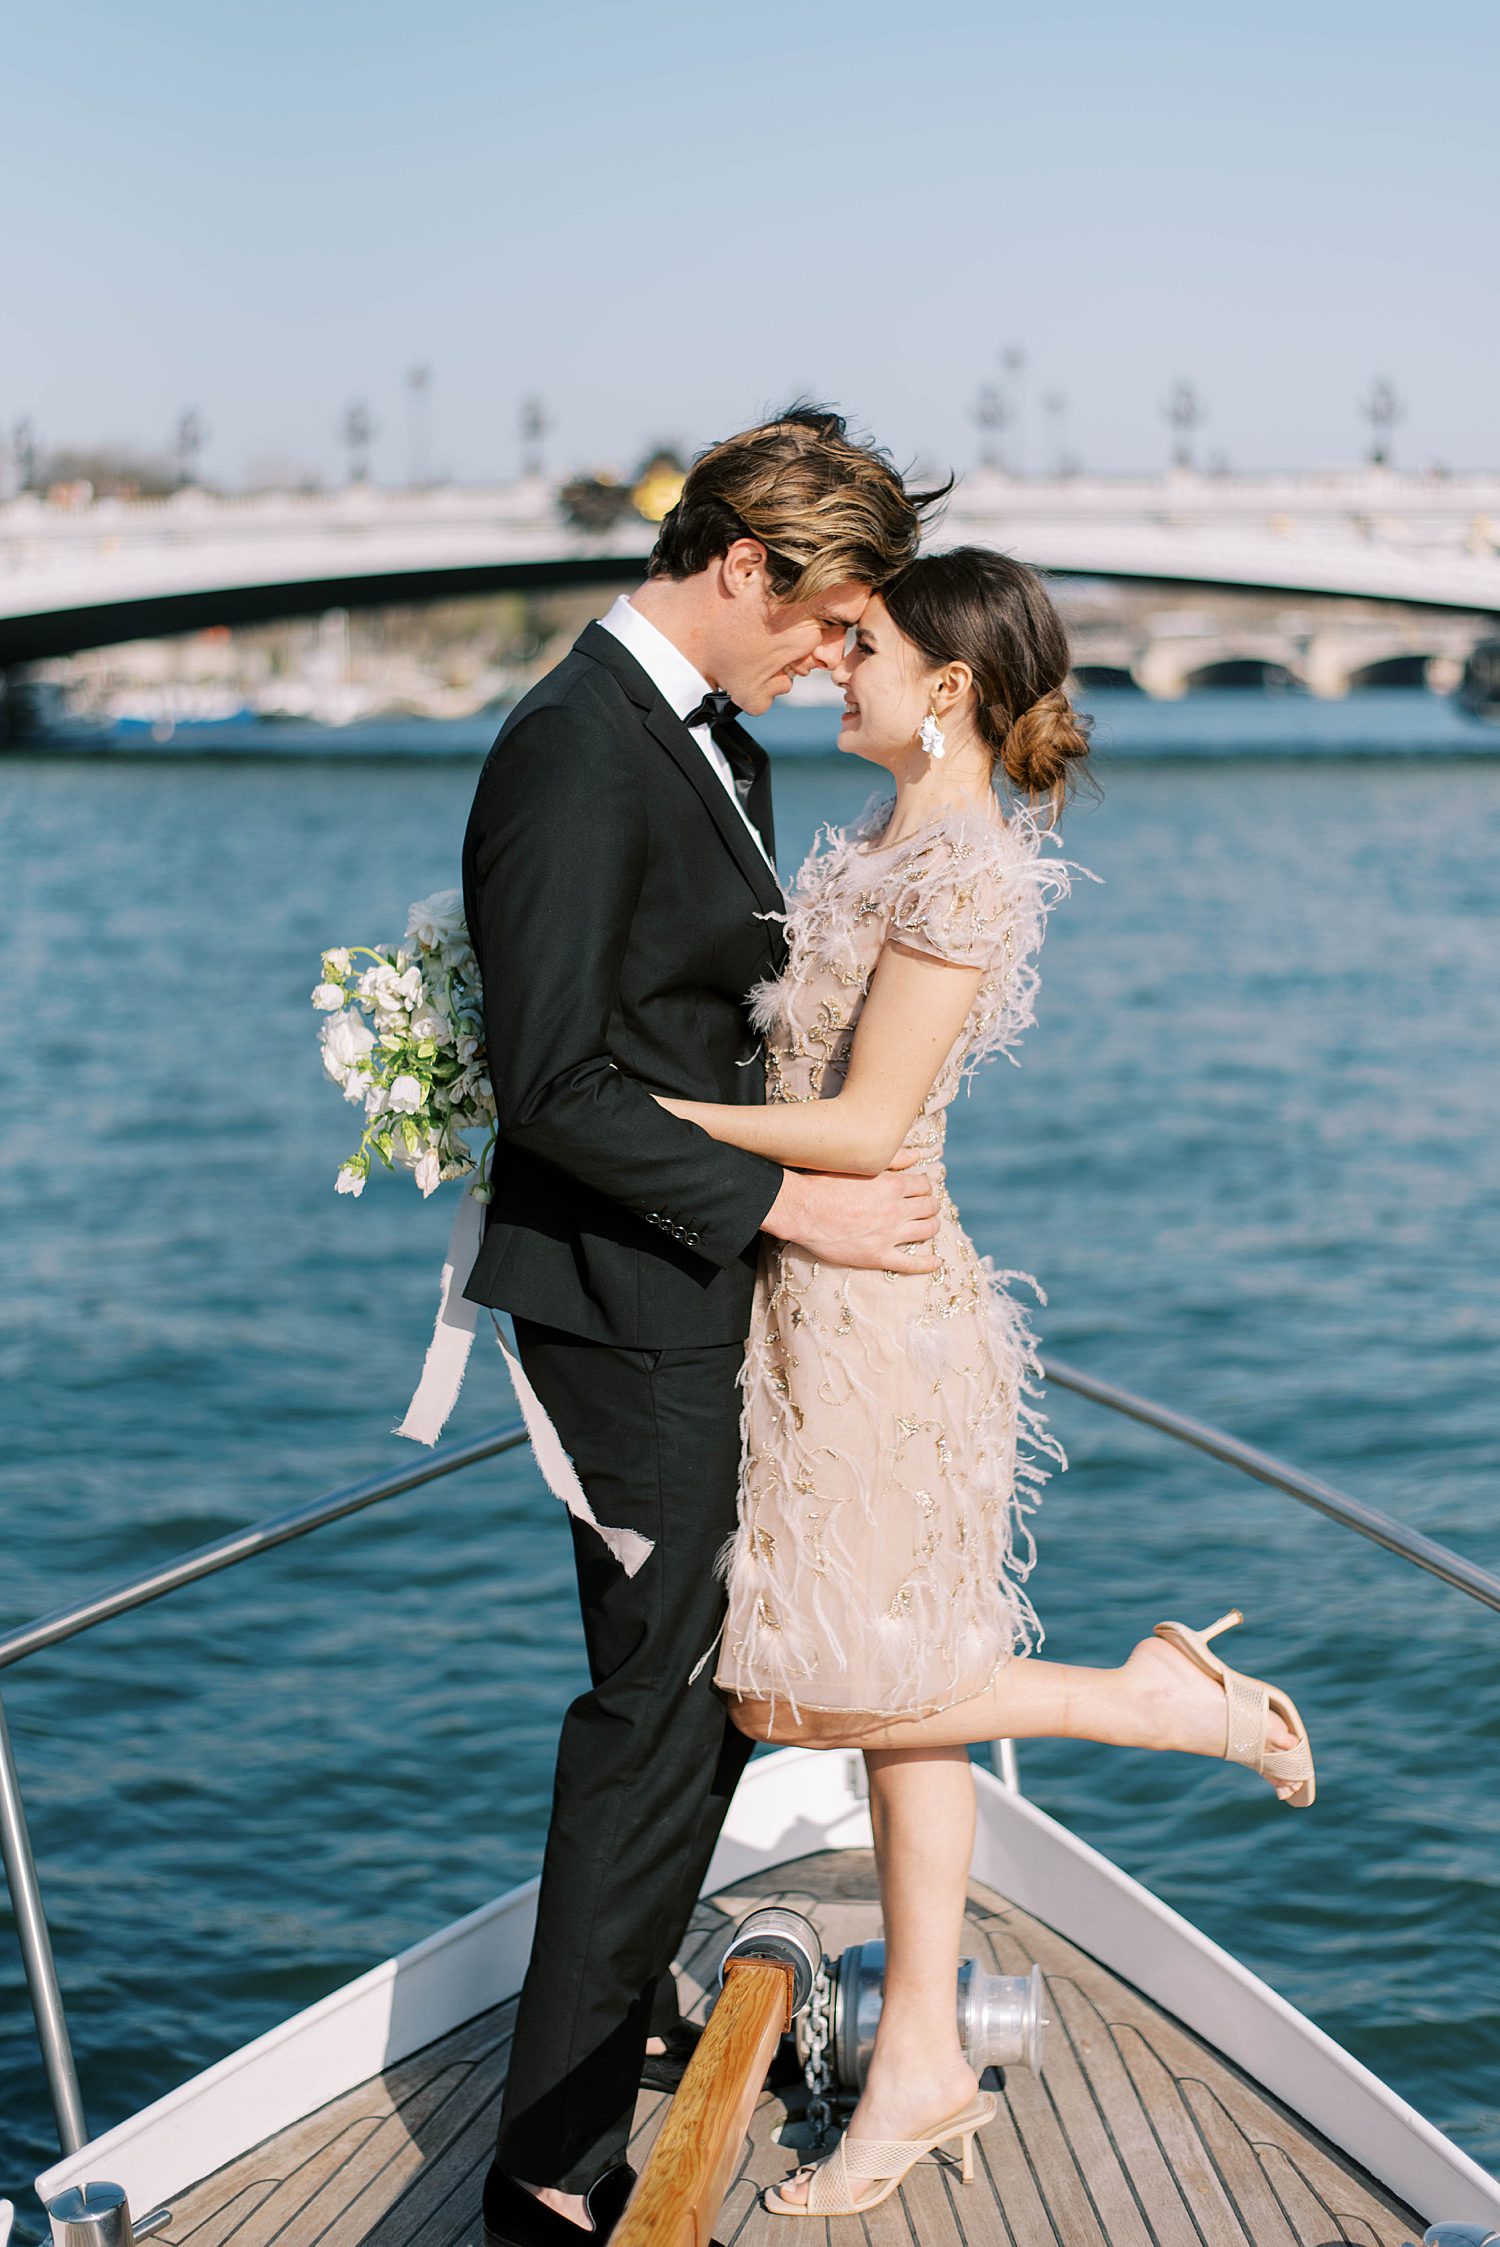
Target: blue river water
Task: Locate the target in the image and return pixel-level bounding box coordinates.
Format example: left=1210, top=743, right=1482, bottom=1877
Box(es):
left=2, top=690, right=1498, bottom=2207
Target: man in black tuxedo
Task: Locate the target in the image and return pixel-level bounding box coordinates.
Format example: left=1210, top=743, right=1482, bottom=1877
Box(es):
left=463, top=409, right=942, bottom=2242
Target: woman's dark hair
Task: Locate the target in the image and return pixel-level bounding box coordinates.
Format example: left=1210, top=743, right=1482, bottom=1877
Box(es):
left=883, top=546, right=1094, bottom=817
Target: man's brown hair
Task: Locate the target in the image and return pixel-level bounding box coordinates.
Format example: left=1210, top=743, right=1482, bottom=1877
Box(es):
left=648, top=403, right=948, bottom=603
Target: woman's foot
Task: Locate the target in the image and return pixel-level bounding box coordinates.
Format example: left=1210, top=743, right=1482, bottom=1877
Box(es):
left=775, top=2050, right=982, bottom=2210
left=1123, top=1633, right=1302, bottom=1796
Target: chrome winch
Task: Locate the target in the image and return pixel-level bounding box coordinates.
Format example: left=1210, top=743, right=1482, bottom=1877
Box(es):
left=820, top=1938, right=1048, bottom=2093
left=719, top=1907, right=1048, bottom=2134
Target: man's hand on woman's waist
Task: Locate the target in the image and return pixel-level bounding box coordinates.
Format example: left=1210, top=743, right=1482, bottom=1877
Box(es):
left=761, top=1151, right=940, bottom=1274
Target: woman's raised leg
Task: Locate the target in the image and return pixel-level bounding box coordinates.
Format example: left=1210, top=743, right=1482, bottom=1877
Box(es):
left=736, top=1633, right=1302, bottom=1793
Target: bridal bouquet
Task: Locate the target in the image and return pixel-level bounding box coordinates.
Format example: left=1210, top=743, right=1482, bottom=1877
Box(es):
left=308, top=886, right=650, bottom=1572
left=312, top=889, right=495, bottom=1202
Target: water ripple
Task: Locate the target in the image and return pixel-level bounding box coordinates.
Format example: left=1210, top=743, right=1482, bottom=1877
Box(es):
left=1, top=724, right=1496, bottom=2201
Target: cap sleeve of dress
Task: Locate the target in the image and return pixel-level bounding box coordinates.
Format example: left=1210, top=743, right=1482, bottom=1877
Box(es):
left=883, top=811, right=1044, bottom=966
left=882, top=808, right=1082, bottom=1074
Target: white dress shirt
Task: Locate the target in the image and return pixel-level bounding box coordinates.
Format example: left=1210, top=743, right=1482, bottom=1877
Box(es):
left=598, top=593, right=774, bottom=870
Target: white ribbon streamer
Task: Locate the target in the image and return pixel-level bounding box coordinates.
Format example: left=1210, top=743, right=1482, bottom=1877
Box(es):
left=397, top=1190, right=484, bottom=1445
left=489, top=1314, right=653, bottom=1579
left=397, top=1189, right=654, bottom=1579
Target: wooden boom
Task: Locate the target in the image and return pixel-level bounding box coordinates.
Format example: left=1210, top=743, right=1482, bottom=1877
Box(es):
left=613, top=1955, right=797, bottom=2247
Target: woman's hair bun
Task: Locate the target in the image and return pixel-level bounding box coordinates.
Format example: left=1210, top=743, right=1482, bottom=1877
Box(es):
left=999, top=685, right=1093, bottom=804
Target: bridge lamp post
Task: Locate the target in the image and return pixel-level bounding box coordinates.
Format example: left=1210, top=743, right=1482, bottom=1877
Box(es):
left=1362, top=378, right=1403, bottom=470
left=1002, top=347, right=1026, bottom=476
left=520, top=396, right=547, bottom=481
left=174, top=410, right=206, bottom=490
left=406, top=366, right=432, bottom=489
left=1165, top=380, right=1204, bottom=473
left=972, top=382, right=1006, bottom=474
left=341, top=401, right=377, bottom=486
left=11, top=418, right=38, bottom=496
left=1042, top=390, right=1070, bottom=478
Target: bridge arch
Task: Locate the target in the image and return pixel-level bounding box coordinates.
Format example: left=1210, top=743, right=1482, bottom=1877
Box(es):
left=0, top=555, right=646, bottom=667
left=1346, top=652, right=1438, bottom=691
left=1071, top=663, right=1141, bottom=693
left=1182, top=657, right=1305, bottom=694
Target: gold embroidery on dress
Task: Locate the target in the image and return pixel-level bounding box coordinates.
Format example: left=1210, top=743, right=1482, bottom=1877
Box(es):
left=767, top=1362, right=805, bottom=1432
left=715, top=801, right=1076, bottom=1717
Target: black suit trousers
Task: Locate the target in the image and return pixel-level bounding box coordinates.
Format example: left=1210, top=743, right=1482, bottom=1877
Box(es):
left=494, top=1318, right=755, bottom=2192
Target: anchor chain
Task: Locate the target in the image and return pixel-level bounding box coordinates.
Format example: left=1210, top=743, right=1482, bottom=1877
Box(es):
left=802, top=1954, right=836, bottom=2147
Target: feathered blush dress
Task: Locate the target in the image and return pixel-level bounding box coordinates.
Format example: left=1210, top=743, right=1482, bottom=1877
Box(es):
left=714, top=800, right=1075, bottom=1722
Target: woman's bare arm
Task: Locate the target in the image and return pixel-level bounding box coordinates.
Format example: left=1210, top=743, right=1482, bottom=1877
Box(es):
left=656, top=942, right=983, bottom=1174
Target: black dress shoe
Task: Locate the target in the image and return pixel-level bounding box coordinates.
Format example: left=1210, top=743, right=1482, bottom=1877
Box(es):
left=639, top=2019, right=803, bottom=2096
left=482, top=2160, right=635, bottom=2246
left=639, top=2017, right=703, bottom=2092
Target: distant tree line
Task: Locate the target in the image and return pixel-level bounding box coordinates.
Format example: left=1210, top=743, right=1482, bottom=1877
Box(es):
left=10, top=409, right=209, bottom=500
left=18, top=445, right=193, bottom=500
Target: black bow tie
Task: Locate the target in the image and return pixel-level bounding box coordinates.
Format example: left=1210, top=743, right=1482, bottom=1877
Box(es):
left=684, top=690, right=741, bottom=733
left=682, top=689, right=770, bottom=843
left=688, top=687, right=754, bottom=793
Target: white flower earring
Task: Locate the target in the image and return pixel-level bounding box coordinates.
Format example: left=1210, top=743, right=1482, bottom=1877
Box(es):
left=919, top=706, right=946, bottom=760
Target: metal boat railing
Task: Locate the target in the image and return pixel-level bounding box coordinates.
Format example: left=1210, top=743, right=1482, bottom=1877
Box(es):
left=0, top=1421, right=532, bottom=2162
left=4, top=1365, right=1498, bottom=2171
left=1041, top=1358, right=1500, bottom=1613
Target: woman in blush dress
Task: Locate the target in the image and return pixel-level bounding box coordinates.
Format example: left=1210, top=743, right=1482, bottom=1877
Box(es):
left=656, top=548, right=1314, bottom=2219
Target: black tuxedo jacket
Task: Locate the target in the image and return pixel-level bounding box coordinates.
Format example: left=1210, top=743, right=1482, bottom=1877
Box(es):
left=461, top=622, right=787, bottom=1346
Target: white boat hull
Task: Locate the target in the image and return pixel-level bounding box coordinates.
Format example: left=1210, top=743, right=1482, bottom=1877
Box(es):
left=32, top=1748, right=1500, bottom=2232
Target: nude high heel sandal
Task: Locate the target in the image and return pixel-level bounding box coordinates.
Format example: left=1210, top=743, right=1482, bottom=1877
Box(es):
left=764, top=2091, right=997, bottom=2217
left=1153, top=1609, right=1316, bottom=1808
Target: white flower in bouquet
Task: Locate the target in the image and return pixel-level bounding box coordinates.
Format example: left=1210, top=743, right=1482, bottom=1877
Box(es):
left=361, top=966, right=409, bottom=1023
left=311, top=889, right=496, bottom=1202
left=321, top=1011, right=377, bottom=1100
left=406, top=889, right=467, bottom=950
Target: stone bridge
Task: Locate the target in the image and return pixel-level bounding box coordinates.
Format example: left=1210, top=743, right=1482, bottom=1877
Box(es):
left=3, top=467, right=1499, bottom=671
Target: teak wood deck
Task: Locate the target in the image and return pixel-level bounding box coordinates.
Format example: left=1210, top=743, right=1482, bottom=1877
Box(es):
left=154, top=1850, right=1423, bottom=2247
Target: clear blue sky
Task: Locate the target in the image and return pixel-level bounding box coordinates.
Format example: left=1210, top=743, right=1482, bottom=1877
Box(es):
left=5, top=0, right=1496, bottom=486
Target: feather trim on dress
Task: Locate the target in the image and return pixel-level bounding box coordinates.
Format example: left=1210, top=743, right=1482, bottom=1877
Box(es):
left=719, top=799, right=1091, bottom=1724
